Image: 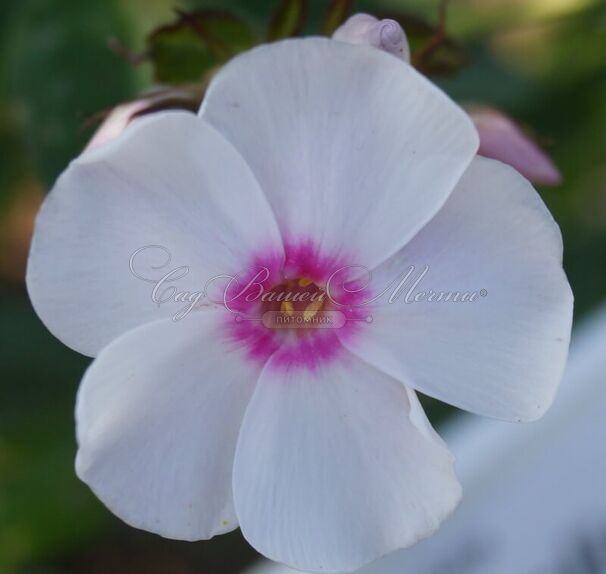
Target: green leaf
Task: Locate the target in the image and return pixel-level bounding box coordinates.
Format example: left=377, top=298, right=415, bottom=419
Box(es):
left=267, top=0, right=307, bottom=41
left=148, top=11, right=257, bottom=84
left=322, top=0, right=353, bottom=36
left=148, top=25, right=214, bottom=84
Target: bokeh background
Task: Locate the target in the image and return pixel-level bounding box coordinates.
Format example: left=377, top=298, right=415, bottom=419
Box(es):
left=0, top=0, right=604, bottom=572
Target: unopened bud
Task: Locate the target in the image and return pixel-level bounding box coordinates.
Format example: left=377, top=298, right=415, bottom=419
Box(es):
left=467, top=105, right=562, bottom=186
left=85, top=89, right=199, bottom=151
left=333, top=13, right=410, bottom=62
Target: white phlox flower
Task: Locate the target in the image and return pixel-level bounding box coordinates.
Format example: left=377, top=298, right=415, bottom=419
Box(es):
left=27, top=38, right=573, bottom=574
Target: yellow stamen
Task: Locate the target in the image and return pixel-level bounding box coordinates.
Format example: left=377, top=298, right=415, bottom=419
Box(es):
left=303, top=299, right=323, bottom=321
left=280, top=301, right=294, bottom=316
left=298, top=277, right=313, bottom=287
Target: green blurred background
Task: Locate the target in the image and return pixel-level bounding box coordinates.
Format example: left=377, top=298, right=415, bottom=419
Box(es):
left=0, top=0, right=604, bottom=572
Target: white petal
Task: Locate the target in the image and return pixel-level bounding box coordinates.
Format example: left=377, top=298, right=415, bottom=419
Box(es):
left=27, top=111, right=282, bottom=356
left=342, top=157, right=573, bottom=422
left=232, top=351, right=461, bottom=573
left=75, top=308, right=259, bottom=540
left=200, top=38, right=478, bottom=268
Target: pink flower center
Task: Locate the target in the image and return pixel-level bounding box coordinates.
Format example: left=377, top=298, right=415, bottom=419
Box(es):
left=222, top=240, right=371, bottom=371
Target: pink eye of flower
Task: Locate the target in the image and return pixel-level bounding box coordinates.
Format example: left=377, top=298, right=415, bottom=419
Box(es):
left=225, top=241, right=371, bottom=370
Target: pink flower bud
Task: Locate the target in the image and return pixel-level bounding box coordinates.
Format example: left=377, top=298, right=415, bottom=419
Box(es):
left=467, top=105, right=562, bottom=186
left=85, top=90, right=199, bottom=151
left=333, top=13, right=410, bottom=62
left=85, top=100, right=153, bottom=151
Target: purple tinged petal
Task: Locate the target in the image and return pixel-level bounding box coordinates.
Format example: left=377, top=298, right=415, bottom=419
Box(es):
left=467, top=105, right=562, bottom=186
left=333, top=13, right=410, bottom=62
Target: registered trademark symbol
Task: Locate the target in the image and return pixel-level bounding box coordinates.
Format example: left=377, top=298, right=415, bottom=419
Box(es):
left=480, top=289, right=488, bottom=297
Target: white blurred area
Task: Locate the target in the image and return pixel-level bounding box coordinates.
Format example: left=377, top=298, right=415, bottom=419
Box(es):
left=246, top=305, right=606, bottom=574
